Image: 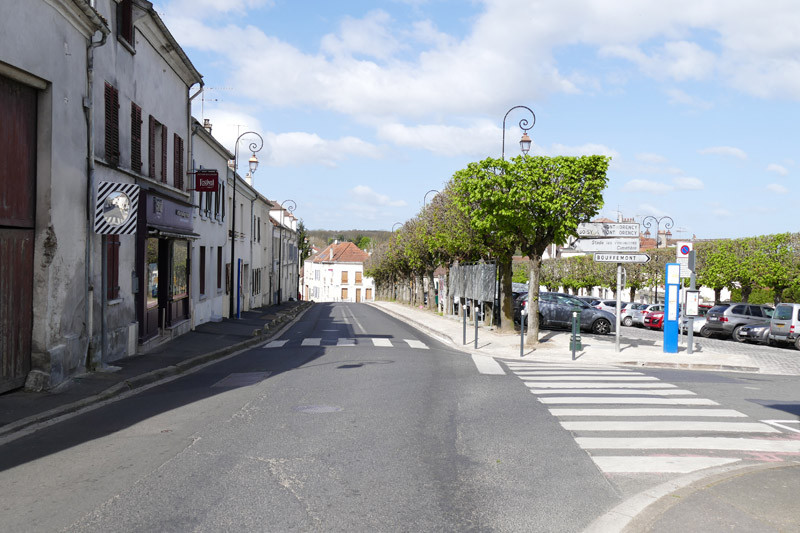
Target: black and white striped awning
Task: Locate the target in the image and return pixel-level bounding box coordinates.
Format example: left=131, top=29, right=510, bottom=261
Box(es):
left=94, top=182, right=139, bottom=235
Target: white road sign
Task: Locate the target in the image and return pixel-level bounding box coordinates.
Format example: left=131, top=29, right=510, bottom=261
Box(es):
left=593, top=253, right=651, bottom=263
left=577, top=222, right=640, bottom=238
left=574, top=237, right=640, bottom=252
left=676, top=241, right=694, bottom=278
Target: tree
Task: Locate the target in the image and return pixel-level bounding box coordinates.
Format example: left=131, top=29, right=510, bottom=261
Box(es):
left=296, top=219, right=313, bottom=264
left=452, top=155, right=610, bottom=345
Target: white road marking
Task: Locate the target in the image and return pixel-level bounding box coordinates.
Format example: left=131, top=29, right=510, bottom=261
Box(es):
left=263, top=340, right=288, bottom=348
left=561, top=421, right=780, bottom=433
left=505, top=365, right=620, bottom=371
left=576, top=437, right=800, bottom=452
left=524, top=382, right=677, bottom=389
left=522, top=375, right=659, bottom=381
left=403, top=339, right=428, bottom=350
left=336, top=338, right=356, bottom=346
left=301, top=338, right=321, bottom=346
left=538, top=396, right=719, bottom=405
left=549, top=408, right=747, bottom=417
left=371, top=338, right=393, bottom=347
left=513, top=371, right=645, bottom=376
left=761, top=420, right=800, bottom=434
left=344, top=307, right=366, bottom=334
left=471, top=354, right=506, bottom=375
left=591, top=456, right=741, bottom=474
left=531, top=389, right=696, bottom=396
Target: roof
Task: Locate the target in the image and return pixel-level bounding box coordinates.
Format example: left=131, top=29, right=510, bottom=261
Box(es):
left=312, top=242, right=370, bottom=264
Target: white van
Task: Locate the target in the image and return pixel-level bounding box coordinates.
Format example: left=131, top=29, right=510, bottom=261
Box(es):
left=768, top=303, right=800, bottom=350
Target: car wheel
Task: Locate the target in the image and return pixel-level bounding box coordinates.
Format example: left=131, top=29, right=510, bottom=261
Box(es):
left=591, top=318, right=611, bottom=335
left=622, top=316, right=633, bottom=327
left=795, top=336, right=800, bottom=351
left=700, top=326, right=713, bottom=338
left=732, top=325, right=747, bottom=343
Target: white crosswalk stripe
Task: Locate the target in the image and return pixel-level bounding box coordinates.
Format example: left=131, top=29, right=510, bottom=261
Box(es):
left=403, top=339, right=429, bottom=350
left=263, top=340, right=288, bottom=348
left=503, top=360, right=798, bottom=475
left=261, top=337, right=431, bottom=349
left=371, top=338, right=393, bottom=347
left=301, top=338, right=321, bottom=346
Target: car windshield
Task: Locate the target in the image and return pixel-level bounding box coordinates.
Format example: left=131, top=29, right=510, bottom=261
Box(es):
left=775, top=305, right=794, bottom=320
left=708, top=305, right=730, bottom=314
left=763, top=307, right=774, bottom=318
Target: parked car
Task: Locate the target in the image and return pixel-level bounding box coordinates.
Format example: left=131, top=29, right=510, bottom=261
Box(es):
left=631, top=304, right=664, bottom=327
left=576, top=296, right=596, bottom=304
left=768, top=302, right=800, bottom=350
left=680, top=304, right=713, bottom=334
left=734, top=323, right=771, bottom=344
left=621, top=303, right=647, bottom=326
left=702, top=303, right=774, bottom=339
left=643, top=310, right=665, bottom=330
left=592, top=299, right=625, bottom=315
left=514, top=292, right=616, bottom=335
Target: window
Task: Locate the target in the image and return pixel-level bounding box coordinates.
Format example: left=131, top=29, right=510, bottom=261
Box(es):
left=117, top=0, right=133, bottom=45
left=217, top=246, right=222, bottom=290
left=104, top=83, right=120, bottom=166
left=130, top=103, right=142, bottom=173
left=214, top=185, right=221, bottom=220
left=355, top=271, right=362, bottom=285
left=199, top=246, right=206, bottom=296
left=341, top=288, right=348, bottom=300
left=365, top=288, right=372, bottom=300
left=173, top=134, right=184, bottom=190
left=252, top=268, right=261, bottom=295
left=148, top=115, right=167, bottom=182
left=257, top=217, right=261, bottom=242
left=171, top=241, right=188, bottom=298
left=341, top=271, right=348, bottom=284
left=106, top=235, right=120, bottom=300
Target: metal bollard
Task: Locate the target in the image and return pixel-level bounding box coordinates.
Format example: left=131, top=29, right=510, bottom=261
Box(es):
left=570, top=307, right=582, bottom=359
left=520, top=309, right=527, bottom=357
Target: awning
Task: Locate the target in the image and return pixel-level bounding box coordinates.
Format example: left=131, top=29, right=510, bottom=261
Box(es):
left=147, top=224, right=200, bottom=240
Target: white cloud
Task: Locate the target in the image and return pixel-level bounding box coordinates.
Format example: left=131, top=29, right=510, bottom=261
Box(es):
left=767, top=183, right=789, bottom=194
left=698, top=146, right=748, bottom=160
left=544, top=143, right=620, bottom=159
left=601, top=41, right=716, bottom=82
left=767, top=163, right=789, bottom=176
left=320, top=10, right=401, bottom=60
left=378, top=121, right=500, bottom=156
left=673, top=177, right=704, bottom=190
left=637, top=203, right=669, bottom=217
left=350, top=185, right=407, bottom=207
left=622, top=179, right=673, bottom=194
left=665, top=88, right=713, bottom=109
left=636, top=153, right=667, bottom=164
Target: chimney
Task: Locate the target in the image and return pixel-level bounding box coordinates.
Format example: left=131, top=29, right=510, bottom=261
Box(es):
left=329, top=247, right=333, bottom=260
left=244, top=171, right=252, bottom=186
left=203, top=118, right=212, bottom=134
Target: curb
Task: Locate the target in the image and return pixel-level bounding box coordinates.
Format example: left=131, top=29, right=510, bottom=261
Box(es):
left=0, top=302, right=312, bottom=441
left=368, top=302, right=459, bottom=348
left=620, top=360, right=761, bottom=373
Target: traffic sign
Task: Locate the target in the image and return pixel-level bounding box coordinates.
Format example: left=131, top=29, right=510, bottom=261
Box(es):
left=574, top=237, right=640, bottom=252
left=577, top=222, right=639, bottom=238
left=593, top=253, right=651, bottom=263
left=676, top=241, right=693, bottom=277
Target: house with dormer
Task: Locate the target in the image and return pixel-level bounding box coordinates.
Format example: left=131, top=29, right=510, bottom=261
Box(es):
left=304, top=242, right=374, bottom=303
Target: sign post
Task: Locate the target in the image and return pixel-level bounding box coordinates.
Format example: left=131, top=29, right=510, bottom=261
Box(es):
left=664, top=263, right=681, bottom=353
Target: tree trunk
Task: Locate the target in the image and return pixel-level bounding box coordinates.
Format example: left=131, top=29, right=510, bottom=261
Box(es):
left=714, top=287, right=722, bottom=304
left=526, top=254, right=542, bottom=348
left=629, top=287, right=636, bottom=301
left=445, top=268, right=452, bottom=315
left=498, top=259, right=514, bottom=333
left=427, top=269, right=435, bottom=311
left=741, top=284, right=752, bottom=303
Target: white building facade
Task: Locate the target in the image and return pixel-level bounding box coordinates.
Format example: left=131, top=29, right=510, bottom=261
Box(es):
left=304, top=242, right=374, bottom=303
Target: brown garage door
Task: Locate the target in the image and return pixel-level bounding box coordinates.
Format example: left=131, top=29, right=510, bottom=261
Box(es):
left=0, top=74, right=36, bottom=393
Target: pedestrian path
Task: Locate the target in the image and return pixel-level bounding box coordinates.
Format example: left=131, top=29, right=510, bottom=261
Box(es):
left=501, top=360, right=800, bottom=474
left=262, top=337, right=430, bottom=350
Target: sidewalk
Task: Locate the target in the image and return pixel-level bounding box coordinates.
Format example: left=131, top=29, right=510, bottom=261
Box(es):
left=0, top=300, right=311, bottom=442
left=372, top=300, right=800, bottom=533
left=371, top=301, right=800, bottom=375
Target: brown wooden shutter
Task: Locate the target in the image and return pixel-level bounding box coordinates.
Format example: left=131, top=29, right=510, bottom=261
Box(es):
left=199, top=246, right=206, bottom=295
left=148, top=115, right=155, bottom=178
left=161, top=124, right=168, bottom=183
left=173, top=133, right=184, bottom=190
left=118, top=0, right=133, bottom=44
left=130, top=103, right=142, bottom=173
left=104, top=83, right=119, bottom=166
left=107, top=235, right=120, bottom=300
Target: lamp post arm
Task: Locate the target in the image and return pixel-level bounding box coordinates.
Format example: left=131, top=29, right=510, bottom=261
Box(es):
left=502, top=105, right=536, bottom=160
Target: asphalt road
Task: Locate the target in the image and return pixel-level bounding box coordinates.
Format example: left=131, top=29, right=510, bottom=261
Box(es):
left=0, top=303, right=619, bottom=532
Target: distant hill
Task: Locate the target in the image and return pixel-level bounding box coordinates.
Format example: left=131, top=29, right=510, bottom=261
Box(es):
left=307, top=229, right=393, bottom=252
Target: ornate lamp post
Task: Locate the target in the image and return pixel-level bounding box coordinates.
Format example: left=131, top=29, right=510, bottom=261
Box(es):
left=230, top=132, right=263, bottom=318
left=642, top=215, right=674, bottom=304
left=502, top=105, right=535, bottom=160
left=392, top=222, right=402, bottom=232
left=424, top=189, right=439, bottom=206
left=277, top=199, right=296, bottom=305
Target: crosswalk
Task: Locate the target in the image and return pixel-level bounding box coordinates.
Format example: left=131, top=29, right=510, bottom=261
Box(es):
left=262, top=338, right=430, bottom=350
left=504, top=361, right=799, bottom=474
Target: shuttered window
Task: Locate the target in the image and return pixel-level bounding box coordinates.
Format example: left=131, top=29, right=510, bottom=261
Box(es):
left=161, top=124, right=168, bottom=183
left=107, top=235, right=120, bottom=300
left=341, top=271, right=348, bottom=284
left=199, top=246, right=206, bottom=296
left=117, top=0, right=133, bottom=45
left=148, top=115, right=156, bottom=178
left=217, top=246, right=222, bottom=290
left=130, top=102, right=142, bottom=173
left=104, top=83, right=120, bottom=166
left=173, top=133, right=184, bottom=190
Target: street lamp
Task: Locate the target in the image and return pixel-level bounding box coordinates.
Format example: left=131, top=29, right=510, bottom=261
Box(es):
left=424, top=189, right=439, bottom=206
left=230, top=131, right=263, bottom=319
left=502, top=105, right=536, bottom=160
left=277, top=199, right=296, bottom=305
left=392, top=222, right=402, bottom=232
left=641, top=215, right=674, bottom=304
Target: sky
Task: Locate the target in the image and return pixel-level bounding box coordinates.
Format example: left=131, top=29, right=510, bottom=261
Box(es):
left=155, top=0, right=800, bottom=239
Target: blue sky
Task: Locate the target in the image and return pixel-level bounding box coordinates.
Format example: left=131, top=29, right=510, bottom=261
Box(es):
left=156, top=0, right=800, bottom=239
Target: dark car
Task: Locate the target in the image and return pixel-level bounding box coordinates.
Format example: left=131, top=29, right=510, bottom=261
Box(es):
left=734, top=323, right=770, bottom=344
left=515, top=292, right=616, bottom=335
left=702, top=303, right=774, bottom=339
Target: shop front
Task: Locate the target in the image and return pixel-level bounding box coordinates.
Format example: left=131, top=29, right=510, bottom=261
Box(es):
left=136, top=191, right=197, bottom=343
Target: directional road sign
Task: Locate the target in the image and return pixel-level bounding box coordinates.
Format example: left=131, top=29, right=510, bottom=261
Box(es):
left=593, top=253, right=651, bottom=263
left=577, top=222, right=640, bottom=238
left=574, top=237, right=640, bottom=253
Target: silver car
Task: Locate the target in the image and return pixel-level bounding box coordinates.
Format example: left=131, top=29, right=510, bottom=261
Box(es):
left=768, top=302, right=800, bottom=349
left=631, top=304, right=664, bottom=327
left=621, top=303, right=646, bottom=327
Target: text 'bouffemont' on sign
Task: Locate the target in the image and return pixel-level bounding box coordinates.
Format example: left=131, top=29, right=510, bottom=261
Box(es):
left=195, top=170, right=219, bottom=192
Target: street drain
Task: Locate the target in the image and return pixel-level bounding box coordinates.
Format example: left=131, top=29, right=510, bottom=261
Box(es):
left=294, top=405, right=343, bottom=414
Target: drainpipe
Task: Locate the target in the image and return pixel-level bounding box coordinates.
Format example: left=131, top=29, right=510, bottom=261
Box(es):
left=84, top=26, right=109, bottom=370
left=187, top=84, right=203, bottom=330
